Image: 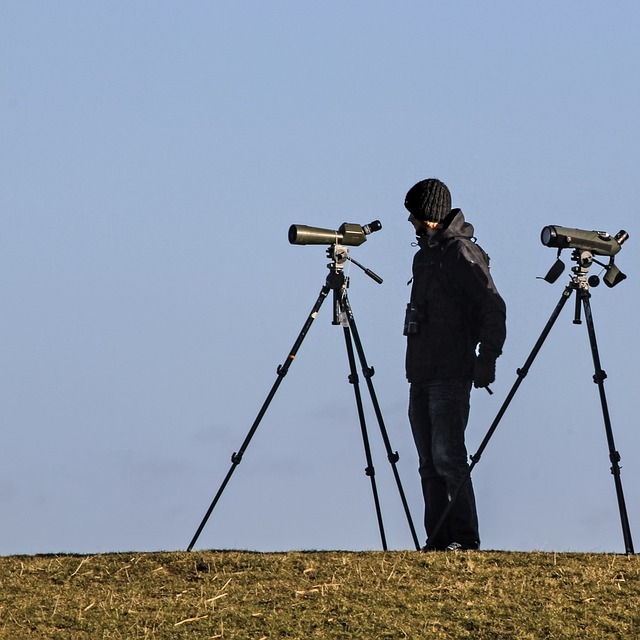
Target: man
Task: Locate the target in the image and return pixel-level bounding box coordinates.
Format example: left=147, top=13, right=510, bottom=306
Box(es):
left=403, top=178, right=506, bottom=551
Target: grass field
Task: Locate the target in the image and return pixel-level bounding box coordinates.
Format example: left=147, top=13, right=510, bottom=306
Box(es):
left=1, top=549, right=638, bottom=639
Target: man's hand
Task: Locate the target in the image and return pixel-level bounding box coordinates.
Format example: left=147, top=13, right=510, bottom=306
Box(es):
left=473, top=356, right=496, bottom=389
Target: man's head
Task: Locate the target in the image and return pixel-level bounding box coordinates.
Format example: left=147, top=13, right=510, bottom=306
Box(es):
left=404, top=178, right=451, bottom=223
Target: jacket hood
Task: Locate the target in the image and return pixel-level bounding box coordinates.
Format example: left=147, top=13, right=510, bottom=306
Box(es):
left=417, top=208, right=474, bottom=248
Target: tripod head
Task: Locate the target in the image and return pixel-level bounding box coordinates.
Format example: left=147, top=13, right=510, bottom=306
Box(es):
left=542, top=248, right=627, bottom=326
left=320, top=243, right=383, bottom=328
left=325, top=243, right=384, bottom=285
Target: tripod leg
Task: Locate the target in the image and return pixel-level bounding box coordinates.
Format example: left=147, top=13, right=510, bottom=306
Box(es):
left=340, top=316, right=388, bottom=550
left=425, top=284, right=575, bottom=550
left=341, top=294, right=421, bottom=550
left=580, top=291, right=635, bottom=554
left=186, top=283, right=331, bottom=551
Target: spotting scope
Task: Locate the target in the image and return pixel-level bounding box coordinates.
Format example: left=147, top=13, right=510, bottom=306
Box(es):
left=289, top=220, right=382, bottom=246
left=541, top=226, right=628, bottom=257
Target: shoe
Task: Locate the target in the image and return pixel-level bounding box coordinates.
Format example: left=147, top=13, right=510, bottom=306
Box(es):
left=445, top=541, right=479, bottom=551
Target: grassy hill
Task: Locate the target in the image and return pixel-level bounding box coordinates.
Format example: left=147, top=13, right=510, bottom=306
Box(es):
left=1, top=550, right=638, bottom=639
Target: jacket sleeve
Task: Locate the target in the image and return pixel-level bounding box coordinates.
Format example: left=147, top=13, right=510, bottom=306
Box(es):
left=446, top=241, right=507, bottom=362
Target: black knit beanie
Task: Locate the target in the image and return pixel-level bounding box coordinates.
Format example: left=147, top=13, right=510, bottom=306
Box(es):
left=404, top=178, right=452, bottom=223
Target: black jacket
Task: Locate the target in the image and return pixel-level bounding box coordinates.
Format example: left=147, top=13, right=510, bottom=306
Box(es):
left=405, top=209, right=506, bottom=383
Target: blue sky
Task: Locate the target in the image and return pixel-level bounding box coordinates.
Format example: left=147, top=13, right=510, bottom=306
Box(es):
left=1, top=1, right=639, bottom=555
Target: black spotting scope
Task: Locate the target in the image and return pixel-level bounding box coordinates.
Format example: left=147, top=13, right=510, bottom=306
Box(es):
left=288, top=220, right=382, bottom=246
left=541, top=225, right=629, bottom=257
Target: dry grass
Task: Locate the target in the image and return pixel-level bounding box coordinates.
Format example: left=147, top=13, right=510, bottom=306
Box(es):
left=0, top=550, right=638, bottom=639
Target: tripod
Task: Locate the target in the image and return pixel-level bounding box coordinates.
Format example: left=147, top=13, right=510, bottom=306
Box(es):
left=187, top=244, right=420, bottom=552
left=426, top=249, right=635, bottom=554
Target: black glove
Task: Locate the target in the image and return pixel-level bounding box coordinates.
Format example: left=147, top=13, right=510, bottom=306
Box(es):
left=473, top=356, right=496, bottom=389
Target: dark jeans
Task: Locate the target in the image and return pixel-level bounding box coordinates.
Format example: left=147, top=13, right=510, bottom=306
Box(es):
left=409, top=379, right=479, bottom=549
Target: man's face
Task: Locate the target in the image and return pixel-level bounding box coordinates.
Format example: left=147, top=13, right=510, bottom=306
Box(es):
left=408, top=214, right=442, bottom=237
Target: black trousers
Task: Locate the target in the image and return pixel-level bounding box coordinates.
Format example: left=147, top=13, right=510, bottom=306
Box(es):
left=409, top=379, right=480, bottom=549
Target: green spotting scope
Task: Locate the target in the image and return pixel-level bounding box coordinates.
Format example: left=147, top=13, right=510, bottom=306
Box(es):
left=541, top=225, right=628, bottom=257
left=289, top=220, right=382, bottom=246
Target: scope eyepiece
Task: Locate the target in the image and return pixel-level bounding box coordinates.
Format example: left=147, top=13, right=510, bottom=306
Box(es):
left=362, top=220, right=382, bottom=235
